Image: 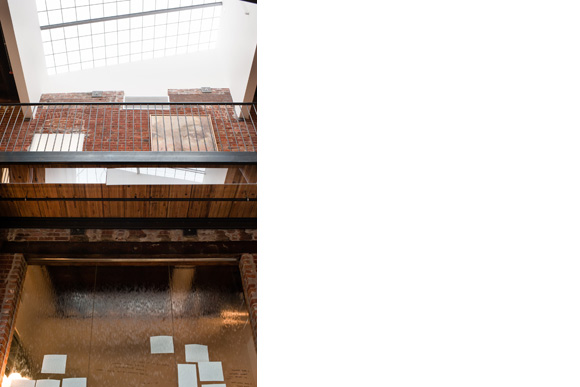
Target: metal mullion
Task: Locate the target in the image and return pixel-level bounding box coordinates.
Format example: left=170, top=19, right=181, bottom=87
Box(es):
left=161, top=102, right=170, bottom=151
left=154, top=104, right=160, bottom=151
left=43, top=105, right=56, bottom=152
left=168, top=101, right=174, bottom=150
left=196, top=7, right=201, bottom=49
left=58, top=103, right=71, bottom=151
left=11, top=106, right=31, bottom=152
left=0, top=107, right=9, bottom=145
left=188, top=104, right=200, bottom=151
left=67, top=104, right=80, bottom=151
left=41, top=2, right=224, bottom=31
left=60, top=6, right=69, bottom=72
left=208, top=2, right=216, bottom=47
left=217, top=104, right=228, bottom=153
left=44, top=105, right=54, bottom=152
left=92, top=105, right=99, bottom=151
left=181, top=104, right=192, bottom=151
left=236, top=105, right=248, bottom=151
left=195, top=105, right=209, bottom=152
left=118, top=101, right=121, bottom=151
left=20, top=106, right=40, bottom=152
left=79, top=105, right=87, bottom=150
left=89, top=3, right=95, bottom=69
left=230, top=105, right=241, bottom=151
left=0, top=107, right=10, bottom=150
left=226, top=108, right=241, bottom=152
left=126, top=102, right=129, bottom=151
left=100, top=104, right=105, bottom=151
left=1, top=106, right=16, bottom=150
left=223, top=104, right=236, bottom=152
left=5, top=106, right=22, bottom=152
left=132, top=104, right=136, bottom=151
left=185, top=2, right=192, bottom=49
left=246, top=103, right=257, bottom=151
left=51, top=105, right=65, bottom=152
left=170, top=101, right=182, bottom=151
left=141, top=7, right=144, bottom=61
left=85, top=104, right=92, bottom=151
left=109, top=102, right=114, bottom=151
left=139, top=104, right=143, bottom=152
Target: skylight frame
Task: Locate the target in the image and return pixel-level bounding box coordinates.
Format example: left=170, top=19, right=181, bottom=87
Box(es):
left=37, top=0, right=223, bottom=75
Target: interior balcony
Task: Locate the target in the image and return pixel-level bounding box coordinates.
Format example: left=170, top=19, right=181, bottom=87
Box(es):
left=0, top=102, right=257, bottom=223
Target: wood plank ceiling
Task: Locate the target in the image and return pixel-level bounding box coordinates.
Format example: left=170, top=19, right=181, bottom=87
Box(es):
left=0, top=183, right=256, bottom=218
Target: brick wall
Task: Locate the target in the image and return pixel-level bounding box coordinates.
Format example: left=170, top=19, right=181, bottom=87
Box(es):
left=0, top=90, right=256, bottom=152
left=239, top=253, right=257, bottom=348
left=168, top=88, right=234, bottom=103
left=0, top=253, right=26, bottom=385
left=39, top=91, right=124, bottom=103
left=3, top=228, right=257, bottom=242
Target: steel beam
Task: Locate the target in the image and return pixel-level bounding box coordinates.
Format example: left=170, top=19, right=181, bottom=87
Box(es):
left=0, top=217, right=257, bottom=229
left=1, top=241, right=257, bottom=257
left=0, top=151, right=257, bottom=166
left=40, top=2, right=223, bottom=30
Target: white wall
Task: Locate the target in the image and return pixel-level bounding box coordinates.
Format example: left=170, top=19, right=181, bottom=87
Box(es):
left=218, top=0, right=257, bottom=102
left=0, top=0, right=256, bottom=100
left=0, top=0, right=46, bottom=103
left=42, top=50, right=228, bottom=97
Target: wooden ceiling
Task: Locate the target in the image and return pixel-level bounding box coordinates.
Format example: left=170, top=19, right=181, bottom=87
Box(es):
left=0, top=183, right=256, bottom=218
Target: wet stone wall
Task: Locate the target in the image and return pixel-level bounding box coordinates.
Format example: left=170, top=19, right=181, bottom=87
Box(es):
left=0, top=228, right=257, bottom=386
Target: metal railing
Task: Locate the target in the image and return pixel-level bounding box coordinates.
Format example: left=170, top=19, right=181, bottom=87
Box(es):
left=0, top=102, right=257, bottom=165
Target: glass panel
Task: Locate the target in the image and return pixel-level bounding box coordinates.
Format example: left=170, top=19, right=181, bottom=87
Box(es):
left=9, top=266, right=96, bottom=380
left=37, top=2, right=223, bottom=74
left=89, top=266, right=176, bottom=386
left=171, top=266, right=257, bottom=386
left=7, top=265, right=256, bottom=387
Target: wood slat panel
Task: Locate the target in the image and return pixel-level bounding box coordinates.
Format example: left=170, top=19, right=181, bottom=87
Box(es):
left=80, top=185, right=104, bottom=217
left=9, top=185, right=40, bottom=217
left=187, top=185, right=211, bottom=218
left=0, top=184, right=21, bottom=216
left=101, top=184, right=125, bottom=218
left=57, top=184, right=78, bottom=217
left=126, top=184, right=150, bottom=218
left=0, top=183, right=256, bottom=218
left=208, top=185, right=236, bottom=217
left=166, top=185, right=192, bottom=218
left=148, top=185, right=170, bottom=218
left=32, top=184, right=60, bottom=217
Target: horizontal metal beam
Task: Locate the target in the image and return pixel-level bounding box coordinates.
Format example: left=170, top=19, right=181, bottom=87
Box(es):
left=0, top=198, right=256, bottom=202
left=40, top=2, right=223, bottom=30
left=2, top=241, right=256, bottom=257
left=0, top=217, right=257, bottom=229
left=0, top=102, right=254, bottom=106
left=0, top=151, right=257, bottom=166
left=26, top=257, right=238, bottom=266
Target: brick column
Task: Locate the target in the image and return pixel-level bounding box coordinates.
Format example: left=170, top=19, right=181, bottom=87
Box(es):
left=0, top=254, right=26, bottom=383
left=239, top=253, right=257, bottom=348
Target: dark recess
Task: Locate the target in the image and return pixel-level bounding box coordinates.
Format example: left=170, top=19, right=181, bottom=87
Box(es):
left=0, top=22, right=19, bottom=103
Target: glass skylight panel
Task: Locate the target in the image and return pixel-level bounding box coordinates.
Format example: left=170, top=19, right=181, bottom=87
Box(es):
left=37, top=0, right=222, bottom=74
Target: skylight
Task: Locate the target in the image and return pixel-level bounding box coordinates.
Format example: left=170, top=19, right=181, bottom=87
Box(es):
left=37, top=0, right=222, bottom=75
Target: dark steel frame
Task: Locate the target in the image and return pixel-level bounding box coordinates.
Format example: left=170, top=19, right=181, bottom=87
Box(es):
left=0, top=217, right=257, bottom=229
left=0, top=151, right=257, bottom=165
